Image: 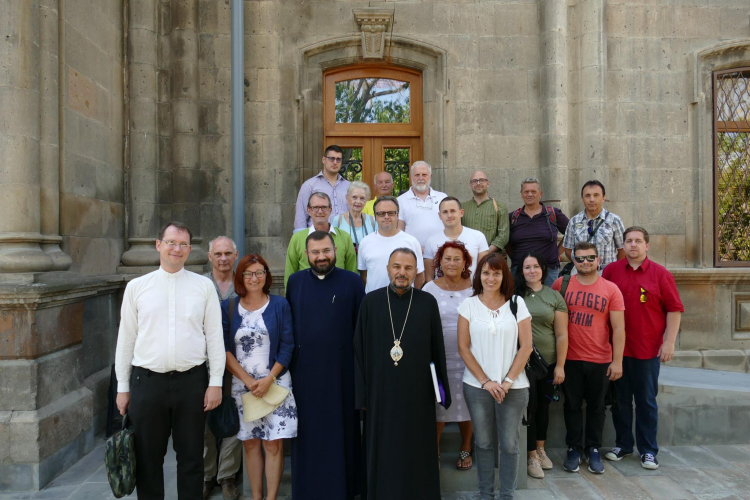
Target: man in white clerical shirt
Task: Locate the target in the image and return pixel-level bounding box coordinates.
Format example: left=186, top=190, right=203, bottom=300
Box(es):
left=115, top=222, right=225, bottom=500
left=397, top=161, right=447, bottom=251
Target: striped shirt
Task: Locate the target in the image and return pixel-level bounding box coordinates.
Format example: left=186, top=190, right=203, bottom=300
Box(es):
left=562, top=208, right=625, bottom=269
left=293, top=172, right=350, bottom=231
left=461, top=197, right=510, bottom=250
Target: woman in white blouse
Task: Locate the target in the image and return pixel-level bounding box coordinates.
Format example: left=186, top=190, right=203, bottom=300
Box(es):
left=457, top=252, right=533, bottom=500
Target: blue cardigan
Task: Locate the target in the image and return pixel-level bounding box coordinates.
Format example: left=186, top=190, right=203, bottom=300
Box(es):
left=221, top=294, right=294, bottom=376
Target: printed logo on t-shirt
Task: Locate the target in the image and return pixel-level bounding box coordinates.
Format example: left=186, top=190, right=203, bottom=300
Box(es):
left=563, top=290, right=608, bottom=327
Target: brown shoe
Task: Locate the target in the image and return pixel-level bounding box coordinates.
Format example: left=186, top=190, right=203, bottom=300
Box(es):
left=203, top=480, right=214, bottom=500
left=220, top=477, right=239, bottom=500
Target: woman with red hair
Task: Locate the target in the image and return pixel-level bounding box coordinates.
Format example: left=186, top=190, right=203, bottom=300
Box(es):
left=422, top=241, right=474, bottom=470
left=221, top=254, right=297, bottom=500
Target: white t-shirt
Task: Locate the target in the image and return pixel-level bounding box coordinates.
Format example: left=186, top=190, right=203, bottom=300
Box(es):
left=357, top=230, right=425, bottom=294
left=423, top=227, right=489, bottom=279
left=397, top=188, right=447, bottom=248
left=456, top=295, right=531, bottom=390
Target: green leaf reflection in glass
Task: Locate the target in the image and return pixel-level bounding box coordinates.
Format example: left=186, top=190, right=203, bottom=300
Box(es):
left=335, top=79, right=410, bottom=124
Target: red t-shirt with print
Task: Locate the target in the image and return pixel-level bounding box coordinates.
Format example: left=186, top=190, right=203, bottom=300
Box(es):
left=552, top=275, right=625, bottom=364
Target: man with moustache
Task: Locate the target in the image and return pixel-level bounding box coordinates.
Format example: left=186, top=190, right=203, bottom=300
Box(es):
left=362, top=171, right=395, bottom=216
left=552, top=242, right=625, bottom=475
left=461, top=170, right=510, bottom=253
left=115, top=222, right=225, bottom=499
left=203, top=236, right=242, bottom=500
left=284, top=191, right=357, bottom=290
left=285, top=231, right=365, bottom=499
left=397, top=161, right=447, bottom=250
left=354, top=248, right=451, bottom=500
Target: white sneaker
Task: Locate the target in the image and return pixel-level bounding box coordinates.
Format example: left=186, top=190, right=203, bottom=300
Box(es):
left=527, top=456, right=545, bottom=478
left=537, top=447, right=553, bottom=470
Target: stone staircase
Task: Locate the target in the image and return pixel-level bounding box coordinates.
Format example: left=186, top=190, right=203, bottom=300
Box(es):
left=243, top=366, right=750, bottom=496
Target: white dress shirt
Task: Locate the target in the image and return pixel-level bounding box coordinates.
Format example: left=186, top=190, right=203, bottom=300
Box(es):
left=397, top=188, right=447, bottom=248
left=115, top=267, right=226, bottom=392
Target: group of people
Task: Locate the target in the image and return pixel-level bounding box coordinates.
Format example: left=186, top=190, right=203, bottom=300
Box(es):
left=113, top=144, right=684, bottom=500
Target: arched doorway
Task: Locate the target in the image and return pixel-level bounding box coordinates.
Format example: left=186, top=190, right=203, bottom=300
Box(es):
left=323, top=65, right=423, bottom=196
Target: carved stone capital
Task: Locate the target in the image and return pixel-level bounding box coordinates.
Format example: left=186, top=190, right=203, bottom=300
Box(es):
left=353, top=9, right=393, bottom=59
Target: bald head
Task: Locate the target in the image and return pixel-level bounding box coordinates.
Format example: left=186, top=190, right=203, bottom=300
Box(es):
left=469, top=171, right=490, bottom=196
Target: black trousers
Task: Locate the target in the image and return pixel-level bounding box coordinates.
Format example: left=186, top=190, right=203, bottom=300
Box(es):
left=526, top=363, right=556, bottom=451
left=129, top=364, right=208, bottom=500
left=562, top=360, right=609, bottom=452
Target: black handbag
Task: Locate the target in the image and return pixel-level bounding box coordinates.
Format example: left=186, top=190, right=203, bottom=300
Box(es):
left=207, top=298, right=240, bottom=439
left=510, top=295, right=550, bottom=381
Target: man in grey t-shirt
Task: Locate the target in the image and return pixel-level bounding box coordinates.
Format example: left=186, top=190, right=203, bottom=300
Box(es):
left=203, top=236, right=241, bottom=499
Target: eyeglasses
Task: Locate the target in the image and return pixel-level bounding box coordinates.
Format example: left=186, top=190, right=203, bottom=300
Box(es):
left=307, top=248, right=333, bottom=256
left=242, top=270, right=267, bottom=278
left=374, top=210, right=399, bottom=217
left=325, top=156, right=343, bottom=163
left=160, top=240, right=190, bottom=250
left=308, top=206, right=332, bottom=213
left=469, top=178, right=489, bottom=185
left=574, top=255, right=597, bottom=263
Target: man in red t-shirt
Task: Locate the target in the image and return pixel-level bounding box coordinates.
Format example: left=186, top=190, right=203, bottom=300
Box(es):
left=601, top=226, right=683, bottom=471
left=552, top=242, right=625, bottom=475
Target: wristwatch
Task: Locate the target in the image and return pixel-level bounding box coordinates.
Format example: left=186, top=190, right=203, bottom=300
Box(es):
left=503, top=377, right=514, bottom=385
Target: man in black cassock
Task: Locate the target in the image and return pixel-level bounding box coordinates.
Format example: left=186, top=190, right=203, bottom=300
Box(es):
left=354, top=247, right=451, bottom=500
left=286, top=230, right=365, bottom=500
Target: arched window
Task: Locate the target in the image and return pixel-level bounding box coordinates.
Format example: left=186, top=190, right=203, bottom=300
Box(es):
left=714, top=68, right=750, bottom=266
left=323, top=65, right=423, bottom=196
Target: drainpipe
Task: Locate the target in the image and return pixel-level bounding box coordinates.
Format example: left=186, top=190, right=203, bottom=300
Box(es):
left=231, top=0, right=245, bottom=258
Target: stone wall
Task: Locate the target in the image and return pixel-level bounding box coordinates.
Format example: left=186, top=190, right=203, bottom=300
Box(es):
left=59, top=0, right=125, bottom=275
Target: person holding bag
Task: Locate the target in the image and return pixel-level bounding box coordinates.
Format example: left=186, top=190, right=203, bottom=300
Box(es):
left=457, top=253, right=533, bottom=500
left=221, top=254, right=297, bottom=500
left=513, top=252, right=569, bottom=479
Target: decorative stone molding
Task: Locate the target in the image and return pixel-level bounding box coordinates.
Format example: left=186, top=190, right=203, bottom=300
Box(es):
left=671, top=268, right=750, bottom=285
left=353, top=9, right=393, bottom=59
left=732, top=292, right=750, bottom=339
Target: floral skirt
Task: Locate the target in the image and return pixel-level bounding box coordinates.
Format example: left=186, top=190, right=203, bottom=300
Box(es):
left=231, top=365, right=298, bottom=441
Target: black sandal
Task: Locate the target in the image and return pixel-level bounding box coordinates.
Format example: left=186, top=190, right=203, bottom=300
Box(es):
left=457, top=450, right=473, bottom=470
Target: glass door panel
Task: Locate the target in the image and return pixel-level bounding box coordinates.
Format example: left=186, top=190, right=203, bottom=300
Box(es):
left=325, top=137, right=371, bottom=187
left=373, top=138, right=421, bottom=196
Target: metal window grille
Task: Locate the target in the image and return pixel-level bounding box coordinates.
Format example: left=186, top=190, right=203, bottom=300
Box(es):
left=714, top=68, right=750, bottom=266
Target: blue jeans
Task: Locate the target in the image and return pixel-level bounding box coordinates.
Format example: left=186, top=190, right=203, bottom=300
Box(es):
left=510, top=266, right=559, bottom=288
left=464, top=383, right=529, bottom=500
left=612, top=356, right=660, bottom=456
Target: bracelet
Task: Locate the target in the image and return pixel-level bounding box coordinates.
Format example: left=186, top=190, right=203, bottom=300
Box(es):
left=480, top=378, right=491, bottom=389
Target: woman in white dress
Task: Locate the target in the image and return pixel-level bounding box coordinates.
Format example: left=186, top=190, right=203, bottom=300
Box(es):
left=222, top=254, right=297, bottom=500
left=423, top=241, right=475, bottom=470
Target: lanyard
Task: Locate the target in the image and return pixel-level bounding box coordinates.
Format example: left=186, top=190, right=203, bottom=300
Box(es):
left=347, top=212, right=370, bottom=247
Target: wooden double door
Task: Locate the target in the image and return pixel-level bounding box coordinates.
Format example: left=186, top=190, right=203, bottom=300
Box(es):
left=323, top=65, right=423, bottom=196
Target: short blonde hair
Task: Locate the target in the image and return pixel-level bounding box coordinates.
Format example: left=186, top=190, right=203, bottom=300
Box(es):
left=347, top=181, right=371, bottom=199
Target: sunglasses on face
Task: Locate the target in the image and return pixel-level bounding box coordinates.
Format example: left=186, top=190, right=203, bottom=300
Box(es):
left=574, top=255, right=597, bottom=263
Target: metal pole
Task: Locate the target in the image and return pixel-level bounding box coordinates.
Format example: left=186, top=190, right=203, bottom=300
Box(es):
left=231, top=0, right=245, bottom=259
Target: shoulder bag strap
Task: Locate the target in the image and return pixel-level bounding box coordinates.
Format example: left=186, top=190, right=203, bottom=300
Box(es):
left=224, top=298, right=236, bottom=395
left=587, top=218, right=605, bottom=243
left=560, top=274, right=572, bottom=298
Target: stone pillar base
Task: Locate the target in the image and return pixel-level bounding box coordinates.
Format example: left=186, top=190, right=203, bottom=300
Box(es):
left=119, top=237, right=208, bottom=274
left=0, top=233, right=56, bottom=274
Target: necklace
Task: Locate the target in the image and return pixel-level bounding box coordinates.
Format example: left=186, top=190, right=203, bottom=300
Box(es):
left=442, top=277, right=461, bottom=298
left=386, top=286, right=414, bottom=366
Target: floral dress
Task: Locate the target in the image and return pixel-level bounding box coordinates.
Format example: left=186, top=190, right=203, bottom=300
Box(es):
left=231, top=301, right=298, bottom=441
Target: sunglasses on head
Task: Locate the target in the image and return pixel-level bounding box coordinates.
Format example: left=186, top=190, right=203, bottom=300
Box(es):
left=574, top=255, right=597, bottom=263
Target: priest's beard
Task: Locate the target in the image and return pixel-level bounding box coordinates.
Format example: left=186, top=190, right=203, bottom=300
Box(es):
left=310, top=255, right=336, bottom=275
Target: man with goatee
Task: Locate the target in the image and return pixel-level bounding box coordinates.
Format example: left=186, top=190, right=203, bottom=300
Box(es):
left=286, top=231, right=365, bottom=499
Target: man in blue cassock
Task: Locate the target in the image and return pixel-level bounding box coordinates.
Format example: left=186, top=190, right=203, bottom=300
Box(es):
left=286, top=230, right=365, bottom=500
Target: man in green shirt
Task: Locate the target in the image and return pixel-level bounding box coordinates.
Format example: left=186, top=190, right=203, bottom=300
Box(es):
left=461, top=170, right=509, bottom=253
left=284, top=191, right=357, bottom=290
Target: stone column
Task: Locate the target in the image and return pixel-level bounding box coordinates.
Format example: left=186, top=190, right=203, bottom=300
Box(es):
left=539, top=0, right=569, bottom=208
left=119, top=0, right=161, bottom=270
left=170, top=0, right=207, bottom=266
left=39, top=0, right=72, bottom=271
left=578, top=0, right=608, bottom=186
left=0, top=0, right=58, bottom=279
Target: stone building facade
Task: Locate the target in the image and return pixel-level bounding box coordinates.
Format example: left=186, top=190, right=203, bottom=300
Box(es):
left=2, top=0, right=750, bottom=491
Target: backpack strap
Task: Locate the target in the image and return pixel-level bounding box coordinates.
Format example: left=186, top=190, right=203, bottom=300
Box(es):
left=544, top=205, right=557, bottom=225
left=560, top=274, right=572, bottom=298
left=492, top=198, right=498, bottom=213
left=510, top=208, right=523, bottom=226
